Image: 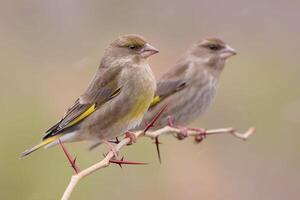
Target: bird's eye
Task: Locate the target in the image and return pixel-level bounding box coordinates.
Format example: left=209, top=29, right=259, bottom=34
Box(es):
left=207, top=44, right=220, bottom=51
left=128, top=45, right=136, bottom=50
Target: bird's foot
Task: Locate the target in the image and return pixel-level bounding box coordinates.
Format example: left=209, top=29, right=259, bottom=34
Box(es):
left=167, top=117, right=189, bottom=140
left=175, top=126, right=189, bottom=140
left=125, top=131, right=137, bottom=145
left=188, top=128, right=207, bottom=143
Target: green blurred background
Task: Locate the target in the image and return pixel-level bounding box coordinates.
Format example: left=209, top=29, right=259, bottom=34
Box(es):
left=1, top=0, right=300, bottom=199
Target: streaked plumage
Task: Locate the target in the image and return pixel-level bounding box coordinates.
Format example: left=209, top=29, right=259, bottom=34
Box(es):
left=21, top=34, right=158, bottom=157
left=138, top=37, right=236, bottom=130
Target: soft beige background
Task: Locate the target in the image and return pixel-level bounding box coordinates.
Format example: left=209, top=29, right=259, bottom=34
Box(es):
left=1, top=0, right=299, bottom=199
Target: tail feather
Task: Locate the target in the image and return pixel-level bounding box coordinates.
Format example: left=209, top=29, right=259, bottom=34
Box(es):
left=20, top=135, right=61, bottom=158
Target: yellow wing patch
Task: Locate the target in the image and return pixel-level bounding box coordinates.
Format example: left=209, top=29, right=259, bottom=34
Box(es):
left=66, top=104, right=96, bottom=128
left=21, top=104, right=97, bottom=158
left=149, top=95, right=161, bottom=108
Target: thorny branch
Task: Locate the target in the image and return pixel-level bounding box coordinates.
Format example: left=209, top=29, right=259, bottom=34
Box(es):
left=60, top=105, right=255, bottom=200
left=61, top=126, right=255, bottom=200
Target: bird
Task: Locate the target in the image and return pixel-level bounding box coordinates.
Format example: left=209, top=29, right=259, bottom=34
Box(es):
left=21, top=34, right=159, bottom=157
left=138, top=37, right=237, bottom=139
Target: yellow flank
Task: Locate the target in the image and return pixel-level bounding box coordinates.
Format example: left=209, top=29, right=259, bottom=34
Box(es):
left=21, top=134, right=61, bottom=157
left=149, top=95, right=161, bottom=108
left=66, top=104, right=96, bottom=128
left=122, top=91, right=154, bottom=123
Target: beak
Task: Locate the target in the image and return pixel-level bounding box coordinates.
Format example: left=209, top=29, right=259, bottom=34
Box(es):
left=220, top=45, right=237, bottom=59
left=141, top=43, right=159, bottom=58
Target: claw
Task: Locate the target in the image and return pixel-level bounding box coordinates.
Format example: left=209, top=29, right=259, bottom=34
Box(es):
left=194, top=132, right=207, bottom=143
left=176, top=127, right=188, bottom=140
left=167, top=116, right=189, bottom=140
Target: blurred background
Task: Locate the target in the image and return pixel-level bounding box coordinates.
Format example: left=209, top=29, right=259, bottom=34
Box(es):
left=1, top=0, right=300, bottom=199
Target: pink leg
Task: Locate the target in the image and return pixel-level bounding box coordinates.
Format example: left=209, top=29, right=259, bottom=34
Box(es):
left=125, top=131, right=137, bottom=144
left=167, top=116, right=189, bottom=140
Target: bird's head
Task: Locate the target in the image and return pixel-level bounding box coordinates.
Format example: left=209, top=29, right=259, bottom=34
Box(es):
left=105, top=34, right=159, bottom=62
left=189, top=37, right=237, bottom=69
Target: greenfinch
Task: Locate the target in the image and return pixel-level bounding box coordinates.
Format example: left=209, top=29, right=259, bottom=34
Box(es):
left=21, top=34, right=158, bottom=157
left=139, top=38, right=236, bottom=135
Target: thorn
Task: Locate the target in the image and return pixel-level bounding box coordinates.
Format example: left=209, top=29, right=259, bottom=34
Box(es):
left=154, top=137, right=162, bottom=164
left=142, top=104, right=167, bottom=164
left=116, top=156, right=124, bottom=168
left=109, top=156, right=148, bottom=167
left=144, top=104, right=168, bottom=133
left=108, top=137, right=120, bottom=144
left=59, top=139, right=80, bottom=174
left=71, top=156, right=77, bottom=166
left=143, top=105, right=167, bottom=164
left=143, top=119, right=156, bottom=128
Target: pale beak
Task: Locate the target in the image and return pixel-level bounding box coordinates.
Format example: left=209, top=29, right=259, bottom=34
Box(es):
left=220, top=45, right=237, bottom=59
left=141, top=43, right=159, bottom=58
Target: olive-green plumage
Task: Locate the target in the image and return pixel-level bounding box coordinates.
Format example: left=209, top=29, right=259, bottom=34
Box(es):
left=21, top=34, right=158, bottom=157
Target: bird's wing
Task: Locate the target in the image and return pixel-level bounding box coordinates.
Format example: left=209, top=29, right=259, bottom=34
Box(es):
left=43, top=66, right=122, bottom=140
left=150, top=61, right=189, bottom=108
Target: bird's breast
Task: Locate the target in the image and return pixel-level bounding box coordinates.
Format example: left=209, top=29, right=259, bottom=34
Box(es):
left=118, top=65, right=156, bottom=128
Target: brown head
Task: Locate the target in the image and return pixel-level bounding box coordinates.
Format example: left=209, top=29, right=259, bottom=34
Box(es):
left=188, top=37, right=237, bottom=70
left=103, top=34, right=159, bottom=63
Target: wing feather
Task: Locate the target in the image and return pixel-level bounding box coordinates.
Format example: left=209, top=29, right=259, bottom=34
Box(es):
left=43, top=66, right=122, bottom=140
left=150, top=61, right=189, bottom=108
